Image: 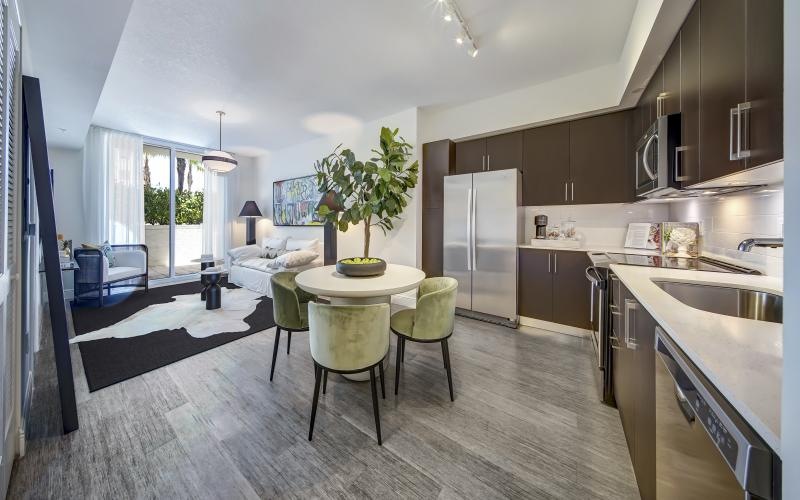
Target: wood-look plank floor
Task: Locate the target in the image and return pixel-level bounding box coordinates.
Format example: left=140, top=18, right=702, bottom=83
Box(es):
left=9, top=303, right=639, bottom=499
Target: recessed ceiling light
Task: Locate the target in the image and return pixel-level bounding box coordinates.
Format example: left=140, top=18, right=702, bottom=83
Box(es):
left=468, top=47, right=478, bottom=58
left=456, top=37, right=464, bottom=45
left=443, top=13, right=452, bottom=22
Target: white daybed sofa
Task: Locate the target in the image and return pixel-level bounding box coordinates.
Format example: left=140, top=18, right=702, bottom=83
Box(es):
left=228, top=236, right=322, bottom=298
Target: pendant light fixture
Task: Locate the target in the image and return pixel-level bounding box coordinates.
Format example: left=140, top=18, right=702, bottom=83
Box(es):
left=202, top=110, right=238, bottom=173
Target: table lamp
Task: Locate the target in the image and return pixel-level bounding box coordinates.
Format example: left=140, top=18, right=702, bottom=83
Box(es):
left=316, top=190, right=344, bottom=265
left=238, top=200, right=262, bottom=245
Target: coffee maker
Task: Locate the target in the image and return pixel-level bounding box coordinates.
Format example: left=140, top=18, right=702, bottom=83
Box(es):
left=534, top=215, right=548, bottom=239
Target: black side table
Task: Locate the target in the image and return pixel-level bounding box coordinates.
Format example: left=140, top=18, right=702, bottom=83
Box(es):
left=200, top=269, right=224, bottom=310
left=193, top=257, right=223, bottom=300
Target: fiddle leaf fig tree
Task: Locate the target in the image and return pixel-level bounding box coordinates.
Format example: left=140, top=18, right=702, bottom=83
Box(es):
left=314, top=126, right=419, bottom=257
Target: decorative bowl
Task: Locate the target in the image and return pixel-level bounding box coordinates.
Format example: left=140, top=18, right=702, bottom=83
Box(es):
left=336, top=257, right=387, bottom=277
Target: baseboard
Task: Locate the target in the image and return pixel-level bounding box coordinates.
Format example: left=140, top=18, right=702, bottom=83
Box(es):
left=518, top=316, right=590, bottom=338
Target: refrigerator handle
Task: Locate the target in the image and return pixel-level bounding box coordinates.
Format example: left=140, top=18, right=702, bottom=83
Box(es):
left=471, top=188, right=477, bottom=270
left=466, top=188, right=473, bottom=271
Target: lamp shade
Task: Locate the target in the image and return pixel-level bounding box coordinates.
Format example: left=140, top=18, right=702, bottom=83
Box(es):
left=202, top=150, right=238, bottom=173
left=316, top=190, right=344, bottom=212
left=238, top=200, right=262, bottom=217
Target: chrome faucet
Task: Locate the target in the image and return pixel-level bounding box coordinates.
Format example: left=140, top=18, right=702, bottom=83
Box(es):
left=737, top=238, right=784, bottom=252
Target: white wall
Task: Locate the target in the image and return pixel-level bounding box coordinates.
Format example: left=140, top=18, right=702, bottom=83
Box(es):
left=255, top=107, right=420, bottom=267
left=782, top=0, right=798, bottom=496
left=668, top=187, right=784, bottom=276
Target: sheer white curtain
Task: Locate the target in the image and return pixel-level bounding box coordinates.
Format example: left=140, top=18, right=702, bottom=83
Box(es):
left=202, top=168, right=229, bottom=260
left=83, top=126, right=144, bottom=244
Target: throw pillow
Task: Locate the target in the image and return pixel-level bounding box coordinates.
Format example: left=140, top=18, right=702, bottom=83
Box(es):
left=263, top=247, right=286, bottom=259
left=270, top=250, right=318, bottom=269
left=82, top=241, right=115, bottom=267
left=99, top=241, right=115, bottom=267
left=285, top=238, right=319, bottom=252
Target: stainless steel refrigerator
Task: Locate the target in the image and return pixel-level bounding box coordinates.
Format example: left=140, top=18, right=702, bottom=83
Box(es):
left=443, top=169, right=522, bottom=325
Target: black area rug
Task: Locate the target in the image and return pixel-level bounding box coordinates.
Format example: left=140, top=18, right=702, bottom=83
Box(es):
left=71, top=280, right=274, bottom=392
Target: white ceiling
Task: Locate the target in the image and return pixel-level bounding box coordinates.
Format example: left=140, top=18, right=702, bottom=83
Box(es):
left=29, top=0, right=640, bottom=153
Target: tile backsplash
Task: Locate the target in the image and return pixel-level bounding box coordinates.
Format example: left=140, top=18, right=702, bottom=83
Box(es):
left=523, top=203, right=669, bottom=247
left=668, top=185, right=783, bottom=276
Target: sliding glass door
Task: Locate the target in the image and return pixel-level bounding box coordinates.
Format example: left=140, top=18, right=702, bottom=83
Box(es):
left=143, top=143, right=205, bottom=280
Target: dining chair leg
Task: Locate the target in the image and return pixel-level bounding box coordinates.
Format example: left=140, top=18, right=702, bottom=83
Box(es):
left=401, top=337, right=405, bottom=363
left=443, top=339, right=454, bottom=402
left=441, top=341, right=447, bottom=369
left=369, top=366, right=382, bottom=445
left=394, top=336, right=402, bottom=395
left=378, top=359, right=386, bottom=399
left=270, top=327, right=281, bottom=382
left=322, top=369, right=328, bottom=394
left=309, top=364, right=322, bottom=441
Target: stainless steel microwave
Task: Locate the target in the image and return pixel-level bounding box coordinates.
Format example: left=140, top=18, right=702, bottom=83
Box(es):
left=635, top=113, right=683, bottom=198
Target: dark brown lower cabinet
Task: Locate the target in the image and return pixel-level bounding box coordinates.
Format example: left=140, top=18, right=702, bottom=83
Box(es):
left=518, top=249, right=590, bottom=329
left=518, top=249, right=552, bottom=321
left=612, top=281, right=656, bottom=500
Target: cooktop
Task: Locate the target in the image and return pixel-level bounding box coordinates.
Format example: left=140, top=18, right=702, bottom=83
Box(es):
left=593, top=252, right=759, bottom=274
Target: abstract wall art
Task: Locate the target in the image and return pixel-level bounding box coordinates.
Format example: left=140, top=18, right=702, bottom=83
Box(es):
left=273, top=175, right=324, bottom=226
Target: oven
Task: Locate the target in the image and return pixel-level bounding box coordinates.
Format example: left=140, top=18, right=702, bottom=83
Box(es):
left=585, top=262, right=614, bottom=405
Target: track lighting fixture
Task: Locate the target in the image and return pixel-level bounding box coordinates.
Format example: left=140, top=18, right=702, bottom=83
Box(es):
left=438, top=0, right=478, bottom=58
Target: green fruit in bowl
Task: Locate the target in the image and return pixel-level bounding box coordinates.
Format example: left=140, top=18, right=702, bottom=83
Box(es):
left=340, top=257, right=382, bottom=265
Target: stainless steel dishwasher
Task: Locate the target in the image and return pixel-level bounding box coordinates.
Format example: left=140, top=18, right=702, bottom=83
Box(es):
left=654, top=327, right=778, bottom=499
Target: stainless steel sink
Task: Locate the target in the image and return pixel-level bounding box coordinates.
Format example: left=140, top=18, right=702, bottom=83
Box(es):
left=653, top=280, right=782, bottom=324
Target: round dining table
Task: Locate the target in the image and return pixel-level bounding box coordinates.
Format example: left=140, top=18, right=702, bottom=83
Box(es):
left=295, top=263, right=426, bottom=381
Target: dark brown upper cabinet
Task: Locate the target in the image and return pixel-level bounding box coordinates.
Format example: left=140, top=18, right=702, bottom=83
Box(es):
left=570, top=112, right=633, bottom=204
left=661, top=33, right=681, bottom=117
left=745, top=0, right=783, bottom=168
left=454, top=132, right=523, bottom=175
left=679, top=2, right=701, bottom=187
left=422, top=140, right=454, bottom=210
left=699, top=0, right=747, bottom=182
left=454, top=138, right=486, bottom=174
left=486, top=131, right=523, bottom=172
left=521, top=123, right=570, bottom=206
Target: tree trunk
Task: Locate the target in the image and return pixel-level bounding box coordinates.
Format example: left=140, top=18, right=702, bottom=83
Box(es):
left=363, top=215, right=371, bottom=257
left=176, top=157, right=186, bottom=192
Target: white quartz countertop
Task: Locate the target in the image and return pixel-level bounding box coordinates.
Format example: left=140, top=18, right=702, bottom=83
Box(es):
left=610, top=264, right=783, bottom=455
left=518, top=242, right=660, bottom=256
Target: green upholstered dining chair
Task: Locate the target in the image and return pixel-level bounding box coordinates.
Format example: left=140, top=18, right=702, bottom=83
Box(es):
left=391, top=277, right=458, bottom=401
left=307, top=302, right=389, bottom=445
left=270, top=272, right=317, bottom=382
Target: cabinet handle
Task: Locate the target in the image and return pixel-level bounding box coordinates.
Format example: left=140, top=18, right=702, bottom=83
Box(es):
left=482, top=155, right=485, bottom=171
left=554, top=253, right=558, bottom=274
left=570, top=181, right=574, bottom=201
left=737, top=102, right=752, bottom=159
left=624, top=298, right=638, bottom=350
left=589, top=283, right=594, bottom=323
left=674, top=146, right=689, bottom=181
left=729, top=107, right=738, bottom=161
left=564, top=182, right=568, bottom=201
left=487, top=154, right=491, bottom=171
left=548, top=253, right=551, bottom=273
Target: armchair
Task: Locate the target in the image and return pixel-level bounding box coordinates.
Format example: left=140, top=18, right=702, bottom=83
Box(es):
left=73, top=244, right=149, bottom=306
